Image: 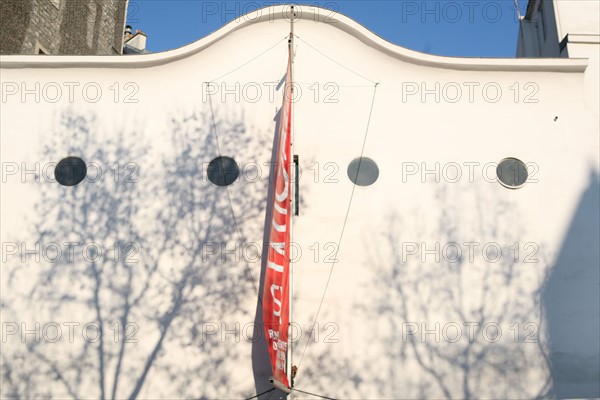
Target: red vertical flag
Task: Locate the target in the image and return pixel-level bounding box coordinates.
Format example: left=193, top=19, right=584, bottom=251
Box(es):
left=262, top=49, right=293, bottom=388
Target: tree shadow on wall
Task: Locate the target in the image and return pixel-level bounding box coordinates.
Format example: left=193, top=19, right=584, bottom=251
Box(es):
left=364, top=186, right=554, bottom=399
left=1, top=108, right=270, bottom=399
left=274, top=174, right=600, bottom=400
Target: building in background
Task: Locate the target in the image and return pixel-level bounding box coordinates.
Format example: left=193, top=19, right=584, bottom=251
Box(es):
left=517, top=0, right=600, bottom=58
left=123, top=25, right=149, bottom=54
left=517, top=0, right=599, bottom=118
left=0, top=0, right=129, bottom=55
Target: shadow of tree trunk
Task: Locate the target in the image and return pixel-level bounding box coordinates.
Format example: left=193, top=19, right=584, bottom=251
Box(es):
left=1, top=108, right=270, bottom=399
left=364, top=186, right=552, bottom=399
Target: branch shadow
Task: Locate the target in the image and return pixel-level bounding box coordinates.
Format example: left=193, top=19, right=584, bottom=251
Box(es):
left=363, top=185, right=552, bottom=399
left=1, top=107, right=270, bottom=399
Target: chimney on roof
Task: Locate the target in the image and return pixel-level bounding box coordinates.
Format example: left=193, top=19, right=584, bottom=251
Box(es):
left=124, top=25, right=133, bottom=41
left=125, top=28, right=147, bottom=52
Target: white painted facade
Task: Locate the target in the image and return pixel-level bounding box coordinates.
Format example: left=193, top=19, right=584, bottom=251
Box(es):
left=1, top=3, right=598, bottom=399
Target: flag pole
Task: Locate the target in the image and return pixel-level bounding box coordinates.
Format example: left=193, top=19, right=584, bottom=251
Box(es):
left=268, top=5, right=296, bottom=395
left=287, top=4, right=296, bottom=393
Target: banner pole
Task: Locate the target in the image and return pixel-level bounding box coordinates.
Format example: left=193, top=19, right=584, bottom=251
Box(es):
left=288, top=4, right=295, bottom=392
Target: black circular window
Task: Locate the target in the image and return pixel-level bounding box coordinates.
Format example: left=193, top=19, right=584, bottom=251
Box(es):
left=496, top=158, right=528, bottom=189
left=55, top=157, right=87, bottom=186
left=207, top=156, right=239, bottom=186
left=347, top=157, right=379, bottom=186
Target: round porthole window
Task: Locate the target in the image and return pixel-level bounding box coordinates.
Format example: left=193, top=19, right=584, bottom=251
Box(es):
left=347, top=157, right=379, bottom=187
left=207, top=156, right=239, bottom=186
left=496, top=158, right=528, bottom=189
left=55, top=157, right=87, bottom=186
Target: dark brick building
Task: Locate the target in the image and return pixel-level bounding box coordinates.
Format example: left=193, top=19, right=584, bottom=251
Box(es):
left=0, top=0, right=128, bottom=55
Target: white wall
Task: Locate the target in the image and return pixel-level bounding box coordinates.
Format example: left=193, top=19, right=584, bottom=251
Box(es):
left=1, top=6, right=598, bottom=399
left=554, top=0, right=600, bottom=39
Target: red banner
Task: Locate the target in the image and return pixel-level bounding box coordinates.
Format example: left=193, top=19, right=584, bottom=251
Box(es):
left=262, top=54, right=293, bottom=388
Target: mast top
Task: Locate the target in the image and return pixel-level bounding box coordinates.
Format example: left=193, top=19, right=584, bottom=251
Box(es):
left=289, top=5, right=296, bottom=43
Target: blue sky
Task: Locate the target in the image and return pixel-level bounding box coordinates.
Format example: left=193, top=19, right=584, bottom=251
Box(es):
left=127, top=0, right=529, bottom=57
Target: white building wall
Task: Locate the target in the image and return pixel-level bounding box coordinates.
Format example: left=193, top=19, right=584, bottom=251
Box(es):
left=1, top=6, right=598, bottom=399
left=554, top=0, right=600, bottom=39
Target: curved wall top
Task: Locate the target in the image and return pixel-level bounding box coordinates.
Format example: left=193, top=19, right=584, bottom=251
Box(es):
left=0, top=4, right=588, bottom=72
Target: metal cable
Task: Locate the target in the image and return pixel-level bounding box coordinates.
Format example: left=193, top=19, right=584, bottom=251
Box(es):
left=295, top=83, right=379, bottom=372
